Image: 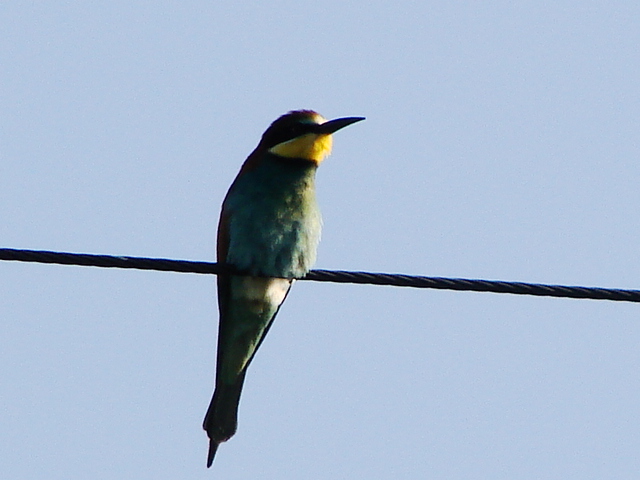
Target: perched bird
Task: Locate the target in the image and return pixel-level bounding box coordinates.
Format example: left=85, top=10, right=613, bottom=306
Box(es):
left=203, top=110, right=364, bottom=467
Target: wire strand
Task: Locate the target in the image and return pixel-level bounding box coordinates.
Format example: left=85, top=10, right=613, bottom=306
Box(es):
left=2, top=247, right=639, bottom=303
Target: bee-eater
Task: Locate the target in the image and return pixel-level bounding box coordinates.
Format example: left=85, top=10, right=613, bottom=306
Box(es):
left=203, top=110, right=364, bottom=467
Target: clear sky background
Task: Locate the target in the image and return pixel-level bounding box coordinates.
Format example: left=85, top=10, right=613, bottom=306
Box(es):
left=2, top=2, right=640, bottom=479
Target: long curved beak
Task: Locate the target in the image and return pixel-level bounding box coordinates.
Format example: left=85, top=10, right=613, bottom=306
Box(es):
left=315, top=116, right=365, bottom=135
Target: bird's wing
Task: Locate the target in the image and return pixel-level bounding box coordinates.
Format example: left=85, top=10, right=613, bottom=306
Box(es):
left=215, top=205, right=232, bottom=377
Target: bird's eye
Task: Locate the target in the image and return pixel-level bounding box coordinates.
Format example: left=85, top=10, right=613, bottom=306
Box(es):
left=284, top=124, right=304, bottom=140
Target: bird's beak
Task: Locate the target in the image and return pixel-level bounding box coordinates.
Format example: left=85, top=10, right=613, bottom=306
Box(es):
left=315, top=116, right=365, bottom=135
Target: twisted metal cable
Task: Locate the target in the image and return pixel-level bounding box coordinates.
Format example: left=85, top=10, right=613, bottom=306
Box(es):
left=2, top=247, right=639, bottom=303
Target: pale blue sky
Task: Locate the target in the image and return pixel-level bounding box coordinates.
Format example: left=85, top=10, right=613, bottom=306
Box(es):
left=2, top=2, right=640, bottom=478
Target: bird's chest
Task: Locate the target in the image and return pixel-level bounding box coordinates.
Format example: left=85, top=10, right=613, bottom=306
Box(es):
left=224, top=165, right=321, bottom=278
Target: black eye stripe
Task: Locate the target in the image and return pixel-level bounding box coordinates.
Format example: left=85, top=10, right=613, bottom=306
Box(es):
left=265, top=122, right=316, bottom=147
left=289, top=124, right=306, bottom=135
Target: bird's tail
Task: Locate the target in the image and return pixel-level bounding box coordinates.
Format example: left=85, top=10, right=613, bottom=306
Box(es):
left=203, top=373, right=247, bottom=468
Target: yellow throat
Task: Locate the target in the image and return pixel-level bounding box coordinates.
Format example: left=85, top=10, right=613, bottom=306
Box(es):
left=269, top=133, right=333, bottom=164
left=268, top=113, right=333, bottom=164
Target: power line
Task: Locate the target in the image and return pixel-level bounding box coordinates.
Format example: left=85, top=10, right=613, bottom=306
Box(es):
left=1, top=247, right=639, bottom=303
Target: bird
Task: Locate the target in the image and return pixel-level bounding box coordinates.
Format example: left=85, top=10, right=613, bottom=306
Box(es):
left=203, top=110, right=365, bottom=467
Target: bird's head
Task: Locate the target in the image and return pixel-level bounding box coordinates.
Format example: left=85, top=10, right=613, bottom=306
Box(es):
left=259, top=110, right=365, bottom=165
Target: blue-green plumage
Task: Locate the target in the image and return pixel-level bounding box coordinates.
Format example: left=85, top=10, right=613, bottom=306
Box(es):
left=225, top=154, right=322, bottom=278
left=203, top=110, right=364, bottom=468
